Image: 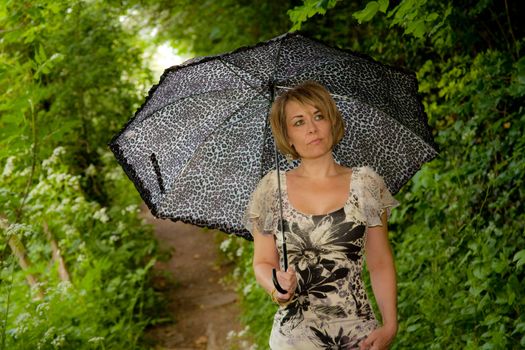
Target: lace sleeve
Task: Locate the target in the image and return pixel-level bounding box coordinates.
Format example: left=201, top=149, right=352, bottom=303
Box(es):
left=359, top=166, right=400, bottom=227
left=242, top=170, right=278, bottom=237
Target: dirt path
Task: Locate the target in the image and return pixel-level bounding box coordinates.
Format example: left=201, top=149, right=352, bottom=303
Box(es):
left=141, top=205, right=246, bottom=350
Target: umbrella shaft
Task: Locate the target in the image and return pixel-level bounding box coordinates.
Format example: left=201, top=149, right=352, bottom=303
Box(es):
left=273, top=136, right=288, bottom=271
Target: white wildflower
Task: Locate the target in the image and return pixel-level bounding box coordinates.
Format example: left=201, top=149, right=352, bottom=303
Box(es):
left=52, top=146, right=66, bottom=158
left=93, top=207, right=109, bottom=223
left=54, top=173, right=67, bottom=183
left=242, top=283, right=253, bottom=296
left=236, top=246, right=244, bottom=257
left=36, top=302, right=50, bottom=316
left=47, top=203, right=59, bottom=213
left=42, top=146, right=66, bottom=168
left=125, top=204, right=138, bottom=213
left=51, top=334, right=65, bottom=347
left=85, top=164, right=96, bottom=176
left=20, top=167, right=31, bottom=176
left=239, top=325, right=250, bottom=336
left=43, top=326, right=56, bottom=340
left=15, top=312, right=31, bottom=323
left=1, top=156, right=15, bottom=178
left=56, top=281, right=72, bottom=294
left=116, top=221, right=126, bottom=233
left=105, top=169, right=121, bottom=181
left=219, top=238, right=232, bottom=252
left=88, top=336, right=105, bottom=343
left=63, top=224, right=77, bottom=237
left=226, top=330, right=237, bottom=340
left=68, top=175, right=80, bottom=190
left=110, top=234, right=120, bottom=243
left=28, top=181, right=51, bottom=198
left=5, top=223, right=33, bottom=238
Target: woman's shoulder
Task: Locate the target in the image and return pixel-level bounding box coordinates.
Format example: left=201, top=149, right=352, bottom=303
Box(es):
left=352, top=166, right=388, bottom=191
left=255, top=169, right=279, bottom=191
left=260, top=169, right=278, bottom=182
left=353, top=165, right=382, bottom=180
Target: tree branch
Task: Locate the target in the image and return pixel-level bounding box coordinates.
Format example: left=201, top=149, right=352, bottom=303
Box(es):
left=43, top=221, right=71, bottom=283
left=0, top=218, right=44, bottom=300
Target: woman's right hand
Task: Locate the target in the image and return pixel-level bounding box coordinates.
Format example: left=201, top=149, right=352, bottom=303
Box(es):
left=274, top=266, right=297, bottom=301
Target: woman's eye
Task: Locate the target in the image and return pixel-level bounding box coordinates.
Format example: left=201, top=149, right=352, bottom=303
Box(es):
left=293, top=120, right=304, bottom=126
left=314, top=114, right=324, bottom=120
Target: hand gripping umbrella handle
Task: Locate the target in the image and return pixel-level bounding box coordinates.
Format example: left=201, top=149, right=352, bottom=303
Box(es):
left=272, top=238, right=289, bottom=294
left=272, top=268, right=288, bottom=294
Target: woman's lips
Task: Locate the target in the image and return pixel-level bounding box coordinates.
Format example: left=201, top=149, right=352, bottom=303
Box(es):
left=308, top=138, right=322, bottom=145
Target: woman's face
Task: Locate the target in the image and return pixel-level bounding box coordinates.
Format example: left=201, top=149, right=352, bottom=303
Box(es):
left=284, top=100, right=333, bottom=160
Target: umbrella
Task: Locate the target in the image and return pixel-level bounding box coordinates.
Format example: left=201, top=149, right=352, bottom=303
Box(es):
left=109, top=32, right=438, bottom=243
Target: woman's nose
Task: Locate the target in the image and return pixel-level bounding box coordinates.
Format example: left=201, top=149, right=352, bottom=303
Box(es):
left=306, top=119, right=318, bottom=134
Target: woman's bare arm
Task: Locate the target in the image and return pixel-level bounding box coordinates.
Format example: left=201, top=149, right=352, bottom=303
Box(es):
left=252, top=228, right=296, bottom=301
left=361, top=211, right=397, bottom=349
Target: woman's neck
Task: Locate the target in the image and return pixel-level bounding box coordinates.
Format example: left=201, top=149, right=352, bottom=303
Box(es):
left=294, top=152, right=341, bottom=178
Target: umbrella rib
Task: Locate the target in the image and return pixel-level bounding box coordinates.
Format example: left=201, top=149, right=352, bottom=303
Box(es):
left=268, top=37, right=289, bottom=271
left=217, top=57, right=271, bottom=102
left=167, top=94, right=269, bottom=191
left=131, top=87, right=268, bottom=128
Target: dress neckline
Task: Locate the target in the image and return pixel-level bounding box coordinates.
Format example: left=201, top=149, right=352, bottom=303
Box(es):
left=279, top=167, right=355, bottom=218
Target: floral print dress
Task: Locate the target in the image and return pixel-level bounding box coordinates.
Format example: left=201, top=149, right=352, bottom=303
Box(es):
left=243, top=166, right=399, bottom=350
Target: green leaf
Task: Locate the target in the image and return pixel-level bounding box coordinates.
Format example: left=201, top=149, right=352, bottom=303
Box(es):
left=378, top=0, right=389, bottom=13
left=35, top=44, right=47, bottom=65
left=353, top=1, right=380, bottom=24
left=509, top=56, right=525, bottom=97
left=513, top=249, right=525, bottom=269
left=288, top=0, right=338, bottom=30
left=426, top=12, right=439, bottom=21
left=405, top=19, right=427, bottom=38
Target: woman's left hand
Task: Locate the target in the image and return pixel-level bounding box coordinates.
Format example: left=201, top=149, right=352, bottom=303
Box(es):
left=359, top=324, right=397, bottom=350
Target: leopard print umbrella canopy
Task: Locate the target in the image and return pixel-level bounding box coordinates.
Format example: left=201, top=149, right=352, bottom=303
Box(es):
left=109, top=32, right=438, bottom=240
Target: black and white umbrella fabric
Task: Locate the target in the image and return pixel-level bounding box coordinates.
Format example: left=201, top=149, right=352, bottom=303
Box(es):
left=109, top=32, right=438, bottom=240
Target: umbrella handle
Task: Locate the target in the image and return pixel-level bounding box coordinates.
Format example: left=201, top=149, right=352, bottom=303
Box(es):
left=272, top=268, right=288, bottom=294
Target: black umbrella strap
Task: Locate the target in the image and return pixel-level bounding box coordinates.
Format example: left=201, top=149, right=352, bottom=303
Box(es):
left=150, top=153, right=165, bottom=194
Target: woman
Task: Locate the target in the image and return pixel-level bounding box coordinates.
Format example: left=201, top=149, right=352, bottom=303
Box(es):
left=243, top=81, right=399, bottom=349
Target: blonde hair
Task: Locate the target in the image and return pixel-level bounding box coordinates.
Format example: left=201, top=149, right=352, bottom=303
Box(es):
left=269, top=81, right=344, bottom=159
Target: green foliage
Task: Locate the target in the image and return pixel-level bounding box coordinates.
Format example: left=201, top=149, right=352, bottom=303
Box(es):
left=218, top=235, right=277, bottom=349
left=288, top=0, right=340, bottom=31
left=352, top=0, right=389, bottom=24
left=389, top=46, right=525, bottom=349
left=0, top=1, right=162, bottom=348
left=1, top=146, right=160, bottom=349
left=137, top=0, right=293, bottom=56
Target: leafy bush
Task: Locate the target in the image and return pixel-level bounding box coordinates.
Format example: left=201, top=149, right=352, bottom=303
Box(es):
left=0, top=1, right=162, bottom=348
left=1, top=147, right=160, bottom=349
left=218, top=235, right=277, bottom=350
